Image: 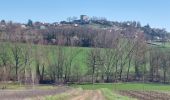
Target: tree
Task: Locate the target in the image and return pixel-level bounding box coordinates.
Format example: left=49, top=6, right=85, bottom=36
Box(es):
left=46, top=45, right=66, bottom=84
left=67, top=16, right=77, bottom=22
left=63, top=47, right=81, bottom=83
left=87, top=48, right=101, bottom=84
left=0, top=20, right=6, bottom=25
left=150, top=47, right=160, bottom=82
left=137, top=22, right=141, bottom=28
left=56, top=46, right=65, bottom=83
left=11, top=43, right=23, bottom=81
left=21, top=43, right=33, bottom=84
left=27, top=19, right=33, bottom=27
left=159, top=50, right=170, bottom=83
left=126, top=38, right=136, bottom=81
left=0, top=42, right=11, bottom=83
left=102, top=48, right=116, bottom=82
left=34, top=45, right=47, bottom=84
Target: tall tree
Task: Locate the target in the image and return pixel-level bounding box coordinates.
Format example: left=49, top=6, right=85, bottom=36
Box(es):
left=27, top=19, right=33, bottom=27
left=22, top=43, right=33, bottom=84
left=11, top=43, right=23, bottom=81
left=0, top=42, right=11, bottom=82
left=64, top=47, right=81, bottom=83
left=87, top=48, right=101, bottom=84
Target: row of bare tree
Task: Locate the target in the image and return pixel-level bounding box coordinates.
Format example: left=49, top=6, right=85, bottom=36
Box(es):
left=0, top=26, right=170, bottom=84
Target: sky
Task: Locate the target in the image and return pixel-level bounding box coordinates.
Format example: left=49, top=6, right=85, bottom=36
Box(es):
left=0, top=0, right=169, bottom=31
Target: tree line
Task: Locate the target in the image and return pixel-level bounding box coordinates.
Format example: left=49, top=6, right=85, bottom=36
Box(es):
left=0, top=29, right=170, bottom=85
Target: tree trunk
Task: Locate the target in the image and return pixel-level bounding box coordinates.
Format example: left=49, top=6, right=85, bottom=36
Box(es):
left=36, top=63, right=40, bottom=84
left=163, top=70, right=166, bottom=84
left=3, top=66, right=7, bottom=82
left=106, top=75, right=109, bottom=82
left=24, top=68, right=27, bottom=84
left=40, top=64, right=45, bottom=82
left=119, top=58, right=123, bottom=81
left=16, top=62, right=18, bottom=81
left=115, top=60, right=118, bottom=82
left=92, top=64, right=95, bottom=84
left=126, top=57, right=132, bottom=81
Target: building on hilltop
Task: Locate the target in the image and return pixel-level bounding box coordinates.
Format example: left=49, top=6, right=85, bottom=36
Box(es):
left=80, top=15, right=89, bottom=22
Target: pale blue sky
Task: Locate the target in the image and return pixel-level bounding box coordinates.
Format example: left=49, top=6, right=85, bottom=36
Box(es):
left=0, top=0, right=169, bottom=31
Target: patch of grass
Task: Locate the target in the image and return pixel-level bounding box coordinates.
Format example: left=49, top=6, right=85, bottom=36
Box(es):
left=33, top=85, right=58, bottom=90
left=100, top=88, right=136, bottom=100
left=0, top=83, right=25, bottom=89
left=72, top=82, right=170, bottom=91
left=0, top=83, right=58, bottom=90
left=71, top=83, right=114, bottom=90
left=113, top=83, right=170, bottom=91
left=44, top=93, right=70, bottom=100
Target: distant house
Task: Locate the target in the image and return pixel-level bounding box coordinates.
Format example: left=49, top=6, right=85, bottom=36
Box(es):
left=21, top=24, right=27, bottom=29
left=52, top=22, right=59, bottom=26
left=43, top=23, right=50, bottom=27
left=74, top=24, right=78, bottom=27
left=0, top=25, right=6, bottom=28
left=34, top=22, right=44, bottom=29
left=60, top=21, right=69, bottom=24
left=154, top=36, right=162, bottom=41
left=40, top=25, right=46, bottom=29
left=80, top=15, right=89, bottom=22
left=51, top=39, right=57, bottom=44
left=34, top=22, right=43, bottom=26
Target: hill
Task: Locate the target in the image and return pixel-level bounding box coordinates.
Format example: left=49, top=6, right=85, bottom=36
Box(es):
left=0, top=15, right=169, bottom=47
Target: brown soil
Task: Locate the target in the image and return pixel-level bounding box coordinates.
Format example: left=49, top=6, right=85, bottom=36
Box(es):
left=0, top=87, right=105, bottom=100
left=119, top=90, right=170, bottom=100
left=0, top=86, right=70, bottom=100
left=70, top=90, right=105, bottom=100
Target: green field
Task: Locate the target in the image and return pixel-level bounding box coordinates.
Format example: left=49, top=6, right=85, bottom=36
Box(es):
left=0, top=42, right=138, bottom=81
left=0, top=42, right=90, bottom=80
left=1, top=41, right=170, bottom=83
left=3, top=82, right=170, bottom=91
left=72, top=82, right=170, bottom=91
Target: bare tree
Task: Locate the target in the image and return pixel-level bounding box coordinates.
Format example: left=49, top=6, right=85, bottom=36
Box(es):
left=11, top=43, right=23, bottom=81
left=56, top=46, right=65, bottom=83
left=102, top=48, right=116, bottom=82
left=64, top=47, right=81, bottom=83
left=149, top=49, right=160, bottom=82
left=34, top=45, right=47, bottom=84
left=0, top=42, right=11, bottom=86
left=159, top=50, right=170, bottom=83
left=87, top=48, right=102, bottom=84
left=21, top=43, right=33, bottom=84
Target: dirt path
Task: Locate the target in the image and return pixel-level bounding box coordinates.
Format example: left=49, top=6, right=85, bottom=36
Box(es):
left=70, top=90, right=105, bottom=100
left=119, top=90, right=170, bottom=100
left=70, top=90, right=91, bottom=100
left=0, top=86, right=70, bottom=100
left=92, top=90, right=104, bottom=100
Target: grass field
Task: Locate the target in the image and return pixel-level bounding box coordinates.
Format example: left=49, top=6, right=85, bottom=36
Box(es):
left=0, top=82, right=58, bottom=90
left=72, top=82, right=170, bottom=91
left=3, top=82, right=170, bottom=91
